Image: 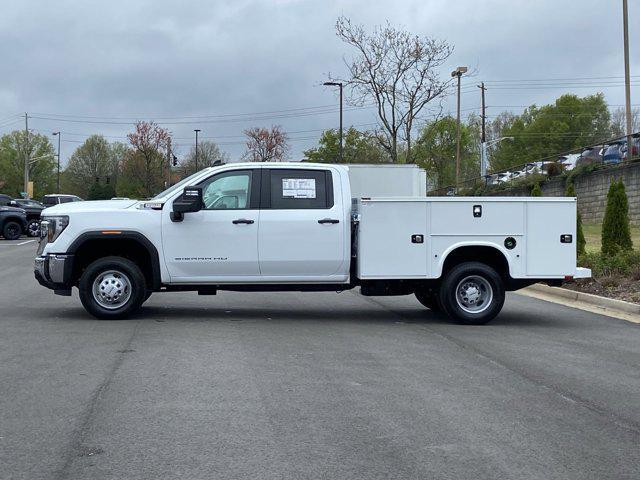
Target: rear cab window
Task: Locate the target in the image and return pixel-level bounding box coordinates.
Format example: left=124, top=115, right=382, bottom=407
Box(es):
left=263, top=169, right=333, bottom=209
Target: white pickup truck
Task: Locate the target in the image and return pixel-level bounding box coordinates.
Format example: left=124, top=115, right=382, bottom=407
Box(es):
left=34, top=162, right=590, bottom=324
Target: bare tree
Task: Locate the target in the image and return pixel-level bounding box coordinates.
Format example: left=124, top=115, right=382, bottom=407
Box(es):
left=243, top=126, right=289, bottom=162
left=331, top=16, right=453, bottom=163
left=182, top=140, right=229, bottom=172
left=610, top=106, right=640, bottom=138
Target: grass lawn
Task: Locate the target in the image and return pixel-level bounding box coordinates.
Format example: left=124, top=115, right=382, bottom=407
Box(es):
left=582, top=223, right=640, bottom=253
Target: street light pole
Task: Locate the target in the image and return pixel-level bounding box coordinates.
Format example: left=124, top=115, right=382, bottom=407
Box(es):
left=451, top=67, right=468, bottom=190
left=194, top=129, right=201, bottom=172
left=52, top=132, right=61, bottom=192
left=323, top=81, right=343, bottom=162
left=24, top=113, right=29, bottom=198
left=622, top=0, right=633, bottom=157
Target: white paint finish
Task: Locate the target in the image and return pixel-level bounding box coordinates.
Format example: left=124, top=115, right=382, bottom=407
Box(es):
left=430, top=200, right=525, bottom=235
left=258, top=170, right=349, bottom=277
left=356, top=200, right=428, bottom=278
left=430, top=237, right=523, bottom=278
left=526, top=201, right=576, bottom=276
left=347, top=164, right=427, bottom=198
left=162, top=208, right=260, bottom=279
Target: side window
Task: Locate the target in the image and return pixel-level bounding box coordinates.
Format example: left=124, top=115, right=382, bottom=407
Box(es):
left=268, top=169, right=333, bottom=209
left=200, top=171, right=252, bottom=210
left=59, top=197, right=73, bottom=203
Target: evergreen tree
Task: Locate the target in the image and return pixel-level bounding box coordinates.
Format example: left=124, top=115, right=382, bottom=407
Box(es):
left=601, top=180, right=633, bottom=255
left=566, top=183, right=586, bottom=256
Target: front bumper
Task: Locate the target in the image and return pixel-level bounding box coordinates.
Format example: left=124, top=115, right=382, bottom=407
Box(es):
left=34, top=254, right=74, bottom=295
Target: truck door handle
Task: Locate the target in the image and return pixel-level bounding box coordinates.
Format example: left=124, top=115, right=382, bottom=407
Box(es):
left=318, top=218, right=339, bottom=224
left=232, top=218, right=254, bottom=224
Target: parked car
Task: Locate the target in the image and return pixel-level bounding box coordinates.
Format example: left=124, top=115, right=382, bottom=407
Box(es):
left=622, top=137, right=639, bottom=161
left=42, top=194, right=83, bottom=207
left=576, top=146, right=604, bottom=168
left=0, top=204, right=27, bottom=240
left=603, top=142, right=624, bottom=165
left=10, top=198, right=44, bottom=236
left=558, top=154, right=580, bottom=171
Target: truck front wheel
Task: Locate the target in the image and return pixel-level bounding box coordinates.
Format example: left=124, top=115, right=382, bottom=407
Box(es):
left=439, top=262, right=505, bottom=325
left=78, top=256, right=146, bottom=320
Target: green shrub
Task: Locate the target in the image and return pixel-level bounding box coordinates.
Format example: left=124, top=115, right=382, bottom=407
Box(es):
left=565, top=182, right=586, bottom=256
left=530, top=183, right=542, bottom=196
left=579, top=249, right=640, bottom=277
left=601, top=180, right=633, bottom=255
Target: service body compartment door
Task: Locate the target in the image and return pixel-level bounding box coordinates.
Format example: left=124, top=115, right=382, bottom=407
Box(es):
left=525, top=201, right=576, bottom=276
left=356, top=200, right=428, bottom=279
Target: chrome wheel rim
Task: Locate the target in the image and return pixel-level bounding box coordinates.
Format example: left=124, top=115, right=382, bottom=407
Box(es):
left=27, top=220, right=40, bottom=237
left=455, top=275, right=493, bottom=314
left=92, top=270, right=132, bottom=310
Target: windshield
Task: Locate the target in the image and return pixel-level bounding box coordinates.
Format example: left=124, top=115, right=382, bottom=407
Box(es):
left=151, top=169, right=211, bottom=200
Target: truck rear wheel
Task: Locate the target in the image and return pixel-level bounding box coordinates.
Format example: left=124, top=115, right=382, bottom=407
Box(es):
left=439, top=262, right=505, bottom=325
left=78, top=256, right=146, bottom=320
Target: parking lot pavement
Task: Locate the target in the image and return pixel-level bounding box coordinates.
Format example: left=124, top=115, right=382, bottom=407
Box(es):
left=1, top=245, right=639, bottom=480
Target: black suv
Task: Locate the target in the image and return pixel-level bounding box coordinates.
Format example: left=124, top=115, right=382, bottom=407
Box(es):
left=10, top=198, right=44, bottom=236
left=0, top=194, right=28, bottom=240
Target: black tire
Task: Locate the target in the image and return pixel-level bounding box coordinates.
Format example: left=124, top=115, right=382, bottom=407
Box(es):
left=78, top=256, right=146, bottom=320
left=438, top=262, right=505, bottom=325
left=414, top=289, right=441, bottom=311
left=2, top=221, right=22, bottom=240
left=27, top=219, right=40, bottom=237
left=142, top=290, right=152, bottom=304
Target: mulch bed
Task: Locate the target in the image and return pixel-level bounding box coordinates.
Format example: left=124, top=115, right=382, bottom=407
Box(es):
left=564, top=278, right=640, bottom=305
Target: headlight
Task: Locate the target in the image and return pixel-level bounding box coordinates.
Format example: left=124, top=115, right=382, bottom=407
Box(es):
left=41, top=216, right=69, bottom=243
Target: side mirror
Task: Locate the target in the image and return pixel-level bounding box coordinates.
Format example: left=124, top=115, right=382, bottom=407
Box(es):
left=171, top=186, right=203, bottom=222
left=9, top=200, right=17, bottom=206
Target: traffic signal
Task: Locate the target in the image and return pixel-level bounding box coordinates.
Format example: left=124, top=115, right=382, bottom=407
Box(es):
left=172, top=154, right=178, bottom=167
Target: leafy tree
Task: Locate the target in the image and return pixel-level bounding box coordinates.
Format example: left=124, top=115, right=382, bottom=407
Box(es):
left=303, top=128, right=390, bottom=163
left=530, top=183, right=542, bottom=196
left=64, top=135, right=114, bottom=198
left=0, top=130, right=56, bottom=199
left=121, top=121, right=171, bottom=198
left=413, top=116, right=478, bottom=189
left=87, top=182, right=116, bottom=200
left=565, top=182, right=586, bottom=256
left=331, top=16, right=453, bottom=163
left=601, top=180, right=633, bottom=255
left=182, top=140, right=228, bottom=173
left=243, top=126, right=289, bottom=162
left=490, top=94, right=613, bottom=172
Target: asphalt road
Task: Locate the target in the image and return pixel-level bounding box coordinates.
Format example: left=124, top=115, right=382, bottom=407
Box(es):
left=1, top=240, right=639, bottom=480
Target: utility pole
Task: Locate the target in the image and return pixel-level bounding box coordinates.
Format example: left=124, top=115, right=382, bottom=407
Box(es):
left=24, top=113, right=30, bottom=198
left=323, top=81, right=343, bottom=162
left=478, top=82, right=488, bottom=176
left=52, top=131, right=61, bottom=192
left=166, top=137, right=172, bottom=188
left=622, top=0, right=633, bottom=158
left=194, top=129, right=201, bottom=173
left=451, top=67, right=468, bottom=190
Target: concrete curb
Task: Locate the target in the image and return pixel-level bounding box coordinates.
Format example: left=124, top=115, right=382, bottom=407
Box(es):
left=522, top=283, right=640, bottom=319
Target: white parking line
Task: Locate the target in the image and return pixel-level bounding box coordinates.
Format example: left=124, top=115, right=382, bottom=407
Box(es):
left=0, top=239, right=36, bottom=246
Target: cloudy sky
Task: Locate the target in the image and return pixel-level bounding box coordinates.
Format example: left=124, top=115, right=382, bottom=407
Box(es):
left=0, top=0, right=637, bottom=165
